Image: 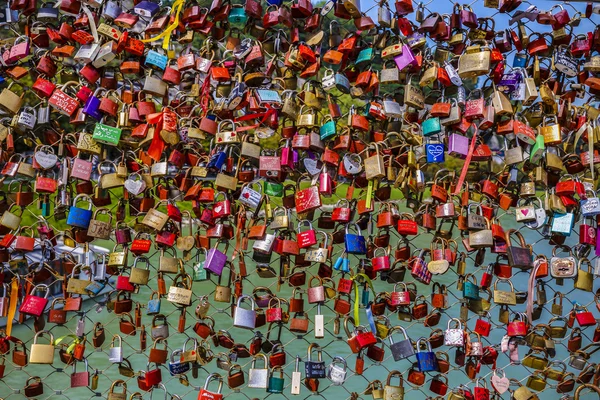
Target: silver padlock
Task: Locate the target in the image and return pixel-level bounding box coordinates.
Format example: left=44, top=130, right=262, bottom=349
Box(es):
left=93, top=254, right=107, bottom=281
left=102, top=0, right=123, bottom=19
left=315, top=303, right=324, bottom=339
left=108, top=335, right=123, bottom=363
left=76, top=315, right=86, bottom=336
left=151, top=314, right=170, bottom=339
left=37, top=102, right=50, bottom=125
left=322, top=69, right=336, bottom=91
left=233, top=295, right=257, bottom=330
left=74, top=43, right=101, bottom=64
left=248, top=353, right=269, bottom=388
left=92, top=41, right=117, bottom=68
left=253, top=233, right=274, bottom=254
left=238, top=182, right=263, bottom=209
left=328, top=356, right=347, bottom=385
left=342, top=153, right=363, bottom=175
left=17, top=107, right=36, bottom=130
left=383, top=98, right=402, bottom=118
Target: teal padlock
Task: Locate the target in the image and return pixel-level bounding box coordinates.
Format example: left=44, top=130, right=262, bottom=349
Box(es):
left=463, top=274, right=480, bottom=300
left=267, top=367, right=285, bottom=393
left=422, top=117, right=442, bottom=136
left=193, top=251, right=209, bottom=281
left=92, top=123, right=122, bottom=146
left=356, top=48, right=373, bottom=66
left=228, top=5, right=248, bottom=23
left=320, top=116, right=337, bottom=140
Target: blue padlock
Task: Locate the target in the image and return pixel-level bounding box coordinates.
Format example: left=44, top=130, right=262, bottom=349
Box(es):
left=207, top=149, right=227, bottom=170
left=147, top=292, right=161, bottom=315
left=463, top=274, right=480, bottom=300
left=168, top=349, right=191, bottom=375
left=66, top=194, right=93, bottom=229
left=425, top=143, right=445, bottom=163
left=415, top=338, right=438, bottom=372
left=145, top=50, right=168, bottom=71
left=345, top=223, right=366, bottom=255
left=134, top=0, right=161, bottom=17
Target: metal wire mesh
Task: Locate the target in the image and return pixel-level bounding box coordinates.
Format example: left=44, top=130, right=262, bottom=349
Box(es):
left=2, top=0, right=600, bottom=399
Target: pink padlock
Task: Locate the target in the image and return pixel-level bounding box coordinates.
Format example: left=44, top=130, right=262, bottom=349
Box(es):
left=319, top=169, right=332, bottom=197
left=393, top=46, right=417, bottom=71
left=448, top=133, right=469, bottom=159
left=280, top=146, right=294, bottom=170
left=6, top=36, right=30, bottom=64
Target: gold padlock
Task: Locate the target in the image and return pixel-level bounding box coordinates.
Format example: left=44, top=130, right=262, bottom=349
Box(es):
left=0, top=205, right=22, bottom=230
left=142, top=202, right=169, bottom=231
left=159, top=248, right=181, bottom=274
left=540, top=115, right=561, bottom=145
left=364, top=143, right=385, bottom=180
left=108, top=244, right=128, bottom=267
left=458, top=46, right=490, bottom=78
left=296, top=105, right=317, bottom=127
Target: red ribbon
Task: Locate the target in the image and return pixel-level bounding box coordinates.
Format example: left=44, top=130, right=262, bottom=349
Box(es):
left=147, top=111, right=166, bottom=162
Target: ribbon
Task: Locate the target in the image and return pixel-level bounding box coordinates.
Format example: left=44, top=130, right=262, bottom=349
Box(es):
left=525, top=259, right=541, bottom=324
left=80, top=4, right=99, bottom=44
left=53, top=334, right=79, bottom=353
left=6, top=278, right=18, bottom=336
left=589, top=121, right=595, bottom=181
left=140, top=0, right=185, bottom=52
left=351, top=273, right=376, bottom=326
left=453, top=125, right=478, bottom=195
left=146, top=112, right=166, bottom=162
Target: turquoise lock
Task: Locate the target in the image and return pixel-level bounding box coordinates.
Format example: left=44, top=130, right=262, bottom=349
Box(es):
left=320, top=116, right=337, bottom=140
left=422, top=117, right=441, bottom=136
left=551, top=212, right=574, bottom=236
left=267, top=367, right=285, bottom=393
left=144, top=50, right=168, bottom=71
left=356, top=48, right=373, bottom=66
left=228, top=5, right=248, bottom=23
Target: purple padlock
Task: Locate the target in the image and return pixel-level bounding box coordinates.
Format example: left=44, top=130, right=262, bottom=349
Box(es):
left=394, top=46, right=417, bottom=71
left=498, top=71, right=522, bottom=94
left=82, top=95, right=102, bottom=121
left=595, top=230, right=600, bottom=257
left=448, top=133, right=470, bottom=159
left=205, top=242, right=228, bottom=275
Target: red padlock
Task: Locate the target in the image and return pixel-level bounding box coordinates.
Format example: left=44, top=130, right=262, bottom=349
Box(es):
left=506, top=313, right=528, bottom=337
left=297, top=220, right=317, bottom=249
left=371, top=247, right=390, bottom=272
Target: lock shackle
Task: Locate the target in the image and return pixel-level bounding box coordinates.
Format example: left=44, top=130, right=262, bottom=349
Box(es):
left=33, top=329, right=54, bottom=344
left=203, top=373, right=224, bottom=393
left=307, top=343, right=322, bottom=361
left=72, top=357, right=89, bottom=373
left=493, top=278, right=515, bottom=291
left=389, top=325, right=410, bottom=343
left=416, top=337, right=432, bottom=352
left=183, top=337, right=198, bottom=352
left=446, top=317, right=462, bottom=330
left=251, top=353, right=268, bottom=368
left=111, top=334, right=122, bottom=347
left=236, top=294, right=256, bottom=310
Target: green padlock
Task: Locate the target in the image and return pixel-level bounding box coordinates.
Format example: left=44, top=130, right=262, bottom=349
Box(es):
left=264, top=181, right=283, bottom=197
left=267, top=366, right=285, bottom=393
left=530, top=134, right=545, bottom=164
left=92, top=123, right=122, bottom=146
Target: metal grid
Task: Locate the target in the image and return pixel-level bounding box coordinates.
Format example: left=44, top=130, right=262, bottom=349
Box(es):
left=1, top=0, right=600, bottom=399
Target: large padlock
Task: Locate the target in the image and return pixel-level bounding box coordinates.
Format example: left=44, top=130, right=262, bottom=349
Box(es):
left=66, top=194, right=94, bottom=229
left=233, top=295, right=257, bottom=330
